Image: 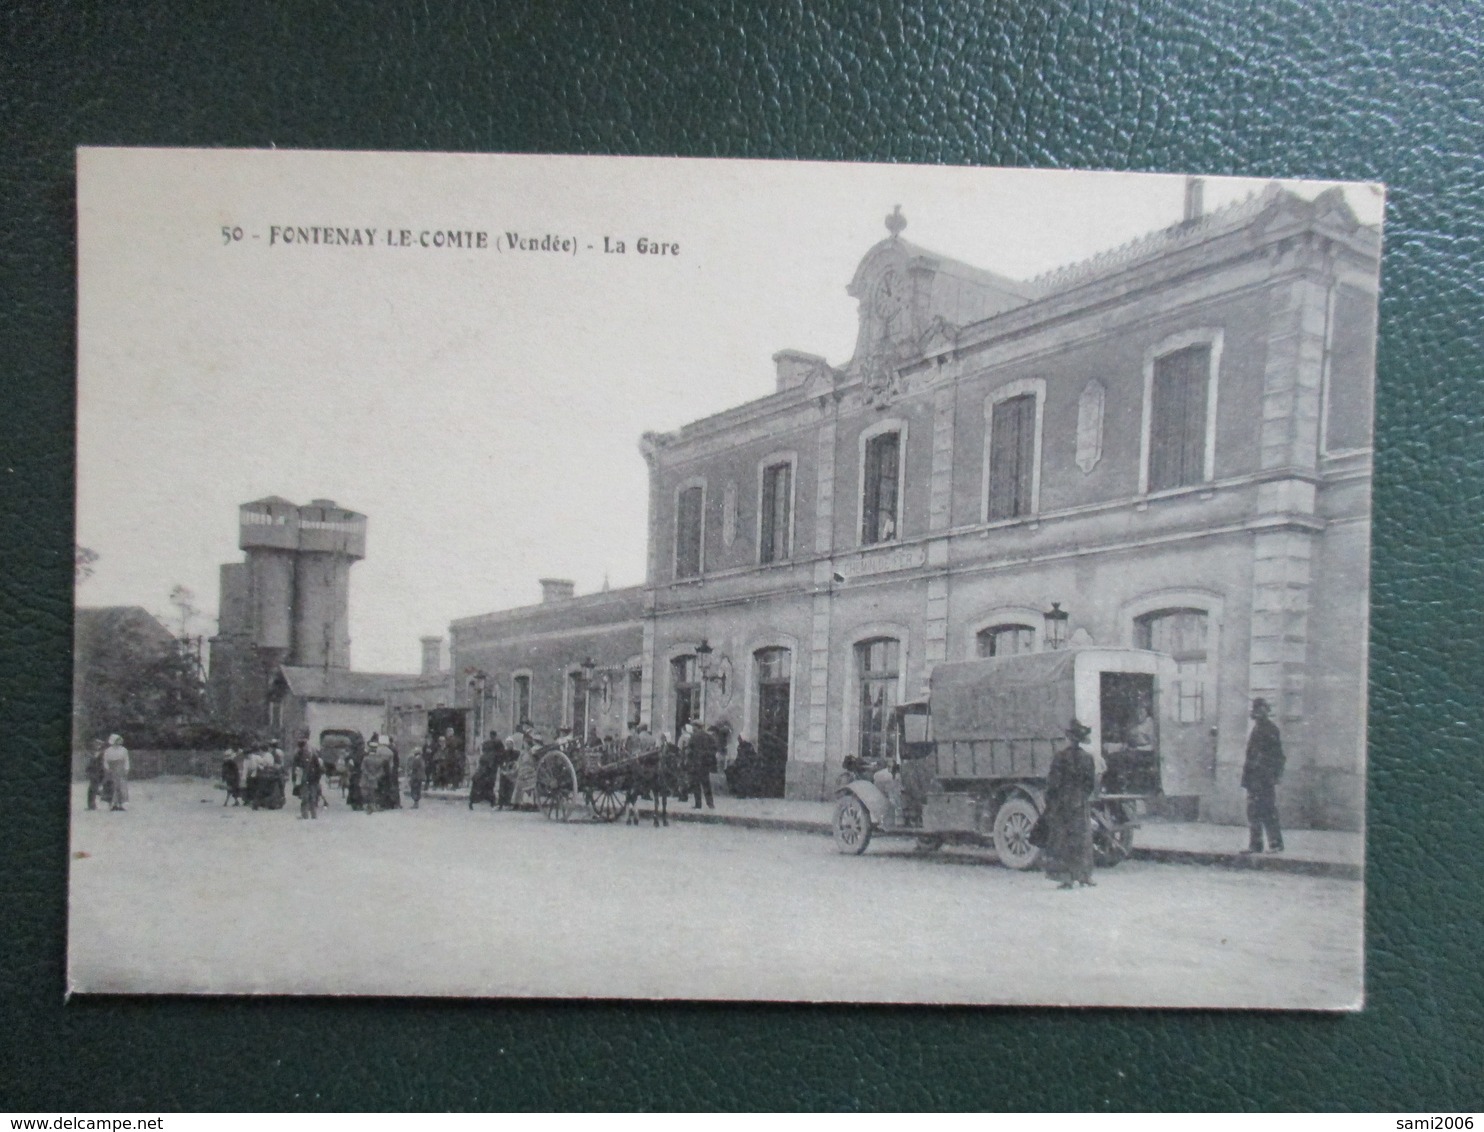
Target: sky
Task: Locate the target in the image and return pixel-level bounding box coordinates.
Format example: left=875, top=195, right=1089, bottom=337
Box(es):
left=75, top=150, right=1383, bottom=673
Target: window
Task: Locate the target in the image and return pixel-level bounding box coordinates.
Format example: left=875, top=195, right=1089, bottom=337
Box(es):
left=627, top=666, right=643, bottom=728
left=861, top=431, right=900, bottom=545
left=1136, top=608, right=1209, bottom=722
left=987, top=393, right=1037, bottom=520
left=1148, top=344, right=1212, bottom=491
left=672, top=655, right=700, bottom=735
left=675, top=484, right=704, bottom=579
left=759, top=461, right=793, bottom=564
left=855, top=637, right=901, bottom=761
left=976, top=624, right=1035, bottom=657
left=510, top=673, right=532, bottom=729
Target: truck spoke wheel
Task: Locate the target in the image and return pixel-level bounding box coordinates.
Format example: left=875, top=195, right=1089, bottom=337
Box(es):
left=993, top=796, right=1041, bottom=870
left=833, top=795, right=873, bottom=855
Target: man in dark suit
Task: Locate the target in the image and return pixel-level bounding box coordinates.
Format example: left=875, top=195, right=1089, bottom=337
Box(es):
left=684, top=721, right=716, bottom=810
left=1240, top=698, right=1285, bottom=853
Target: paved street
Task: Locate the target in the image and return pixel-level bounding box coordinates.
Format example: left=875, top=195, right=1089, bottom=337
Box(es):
left=68, top=782, right=1363, bottom=1008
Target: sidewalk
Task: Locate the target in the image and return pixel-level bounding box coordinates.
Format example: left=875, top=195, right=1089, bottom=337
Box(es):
left=423, top=787, right=1361, bottom=879
left=664, top=795, right=1364, bottom=880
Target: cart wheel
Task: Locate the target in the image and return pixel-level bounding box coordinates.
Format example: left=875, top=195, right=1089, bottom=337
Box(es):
left=833, top=794, right=873, bottom=855
left=536, top=750, right=578, bottom=822
left=993, top=796, right=1042, bottom=870
left=1092, top=801, right=1134, bottom=867
left=590, top=787, right=625, bottom=823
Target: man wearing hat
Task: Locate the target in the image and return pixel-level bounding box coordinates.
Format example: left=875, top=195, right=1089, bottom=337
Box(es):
left=102, top=733, right=130, bottom=812
left=1240, top=698, right=1285, bottom=853
left=1042, top=719, right=1097, bottom=888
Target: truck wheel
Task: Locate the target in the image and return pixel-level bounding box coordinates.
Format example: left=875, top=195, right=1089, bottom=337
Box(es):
left=993, top=796, right=1041, bottom=870
left=833, top=795, right=873, bottom=855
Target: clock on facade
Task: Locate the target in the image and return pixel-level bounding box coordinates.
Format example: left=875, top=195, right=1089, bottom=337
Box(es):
left=872, top=269, right=907, bottom=341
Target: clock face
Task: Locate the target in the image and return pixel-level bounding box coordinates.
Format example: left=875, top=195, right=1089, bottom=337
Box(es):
left=873, top=270, right=905, bottom=337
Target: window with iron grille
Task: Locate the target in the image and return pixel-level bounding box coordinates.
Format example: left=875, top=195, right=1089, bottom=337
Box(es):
left=760, top=461, right=792, bottom=564
left=861, top=431, right=900, bottom=545
left=1148, top=344, right=1211, bottom=491
left=987, top=393, right=1037, bottom=520
left=675, top=485, right=704, bottom=579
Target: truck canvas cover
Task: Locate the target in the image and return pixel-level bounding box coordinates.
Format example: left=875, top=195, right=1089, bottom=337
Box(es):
left=930, top=652, right=1078, bottom=744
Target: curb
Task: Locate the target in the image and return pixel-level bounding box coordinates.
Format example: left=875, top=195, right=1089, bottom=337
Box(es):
left=668, top=808, right=1361, bottom=879
left=1129, top=846, right=1362, bottom=881
left=427, top=790, right=1363, bottom=880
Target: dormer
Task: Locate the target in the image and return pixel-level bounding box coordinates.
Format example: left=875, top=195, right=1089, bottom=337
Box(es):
left=845, top=206, right=1035, bottom=367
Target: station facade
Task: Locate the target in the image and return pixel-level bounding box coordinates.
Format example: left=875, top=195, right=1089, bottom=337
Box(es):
left=453, top=186, right=1379, bottom=829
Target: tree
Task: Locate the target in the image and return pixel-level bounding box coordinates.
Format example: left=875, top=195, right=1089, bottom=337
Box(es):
left=73, top=606, right=216, bottom=749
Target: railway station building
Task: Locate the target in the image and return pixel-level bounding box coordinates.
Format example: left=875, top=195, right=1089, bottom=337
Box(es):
left=452, top=185, right=1379, bottom=830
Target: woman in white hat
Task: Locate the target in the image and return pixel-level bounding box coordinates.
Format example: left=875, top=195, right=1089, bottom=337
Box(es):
left=102, top=733, right=130, bottom=811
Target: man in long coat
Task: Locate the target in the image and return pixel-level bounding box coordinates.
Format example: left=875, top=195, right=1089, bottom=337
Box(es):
left=293, top=740, right=325, bottom=820
left=84, top=739, right=106, bottom=810
left=684, top=722, right=716, bottom=810
left=1241, top=698, right=1285, bottom=853
left=1043, top=719, right=1097, bottom=888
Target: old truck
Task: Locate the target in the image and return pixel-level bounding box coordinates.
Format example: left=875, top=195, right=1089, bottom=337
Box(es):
left=832, top=647, right=1178, bottom=869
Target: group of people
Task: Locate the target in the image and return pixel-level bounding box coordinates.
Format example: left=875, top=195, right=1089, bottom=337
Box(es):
left=1039, top=697, right=1287, bottom=889
left=83, top=733, right=131, bottom=811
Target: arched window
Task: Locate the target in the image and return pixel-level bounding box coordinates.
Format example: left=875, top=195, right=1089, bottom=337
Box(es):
left=855, top=637, right=900, bottom=761
left=976, top=623, right=1036, bottom=657
left=1136, top=608, right=1209, bottom=722
left=671, top=655, right=700, bottom=735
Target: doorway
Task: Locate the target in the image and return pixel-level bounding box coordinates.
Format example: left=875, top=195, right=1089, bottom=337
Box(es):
left=752, top=647, right=790, bottom=798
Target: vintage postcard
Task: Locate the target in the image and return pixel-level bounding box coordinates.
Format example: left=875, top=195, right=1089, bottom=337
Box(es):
left=72, top=148, right=1380, bottom=1006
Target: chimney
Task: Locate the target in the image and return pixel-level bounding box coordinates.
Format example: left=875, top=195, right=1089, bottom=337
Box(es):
left=773, top=349, right=828, bottom=393
left=539, top=578, right=576, bottom=604
left=1183, top=177, right=1204, bottom=223
left=419, top=636, right=443, bottom=676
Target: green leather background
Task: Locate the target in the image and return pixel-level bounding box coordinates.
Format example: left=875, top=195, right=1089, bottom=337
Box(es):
left=4, top=0, right=1481, bottom=1111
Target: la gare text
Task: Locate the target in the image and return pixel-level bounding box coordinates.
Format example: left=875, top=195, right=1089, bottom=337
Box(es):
left=249, top=226, right=678, bottom=256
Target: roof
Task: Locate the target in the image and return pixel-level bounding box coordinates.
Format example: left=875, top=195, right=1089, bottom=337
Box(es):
left=1025, top=183, right=1371, bottom=297
left=274, top=666, right=421, bottom=703
left=450, top=583, right=646, bottom=634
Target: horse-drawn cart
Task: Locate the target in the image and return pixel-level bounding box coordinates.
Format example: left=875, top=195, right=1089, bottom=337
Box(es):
left=535, top=741, right=677, bottom=824
left=534, top=744, right=630, bottom=822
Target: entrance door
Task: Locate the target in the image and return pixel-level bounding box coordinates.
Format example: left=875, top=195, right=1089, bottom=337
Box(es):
left=1136, top=608, right=1217, bottom=809
left=754, top=648, right=791, bottom=798
left=672, top=655, right=700, bottom=736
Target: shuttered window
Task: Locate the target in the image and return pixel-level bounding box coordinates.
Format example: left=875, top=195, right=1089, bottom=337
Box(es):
left=1148, top=344, right=1211, bottom=491
left=675, top=485, right=704, bottom=579
left=760, top=461, right=792, bottom=564
left=861, top=431, right=900, bottom=545
left=987, top=393, right=1037, bottom=520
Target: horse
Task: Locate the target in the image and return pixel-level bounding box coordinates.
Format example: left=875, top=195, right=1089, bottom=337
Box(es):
left=620, top=740, right=683, bottom=828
